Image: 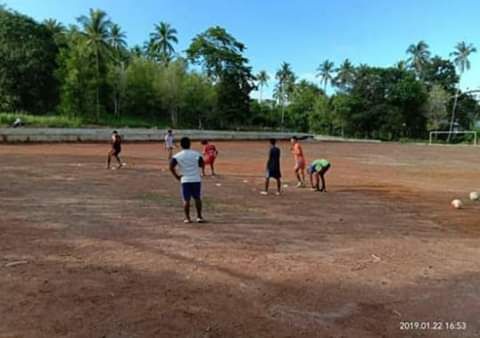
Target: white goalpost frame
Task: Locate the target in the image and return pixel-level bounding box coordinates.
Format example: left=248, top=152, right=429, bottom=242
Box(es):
left=429, top=130, right=478, bottom=145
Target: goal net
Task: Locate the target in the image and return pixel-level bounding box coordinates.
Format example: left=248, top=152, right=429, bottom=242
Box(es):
left=429, top=131, right=478, bottom=145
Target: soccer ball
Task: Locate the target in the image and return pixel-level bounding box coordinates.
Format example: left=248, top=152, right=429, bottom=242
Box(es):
left=451, top=199, right=463, bottom=209
left=469, top=192, right=479, bottom=201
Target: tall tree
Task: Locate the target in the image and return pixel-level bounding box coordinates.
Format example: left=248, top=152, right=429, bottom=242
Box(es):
left=108, top=23, right=126, bottom=56
left=0, top=8, right=59, bottom=113
left=274, top=62, right=295, bottom=125
left=406, top=40, right=430, bottom=77
left=187, top=26, right=255, bottom=127
left=316, top=60, right=335, bottom=92
left=256, top=70, right=269, bottom=102
left=147, top=22, right=178, bottom=64
left=77, top=9, right=112, bottom=120
left=335, top=59, right=355, bottom=90
left=448, top=41, right=477, bottom=141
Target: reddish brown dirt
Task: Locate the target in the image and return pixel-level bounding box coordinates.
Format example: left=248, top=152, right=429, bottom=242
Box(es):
left=1, top=141, right=480, bottom=338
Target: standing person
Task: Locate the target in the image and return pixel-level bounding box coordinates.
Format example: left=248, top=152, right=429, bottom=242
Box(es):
left=307, top=159, right=331, bottom=192
left=201, top=139, right=219, bottom=176
left=261, top=139, right=282, bottom=196
left=290, top=136, right=306, bottom=188
left=107, top=130, right=124, bottom=170
left=164, top=129, right=175, bottom=160
left=169, top=137, right=206, bottom=223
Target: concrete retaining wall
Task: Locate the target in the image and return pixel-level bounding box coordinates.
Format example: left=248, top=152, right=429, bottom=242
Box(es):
left=0, top=128, right=314, bottom=143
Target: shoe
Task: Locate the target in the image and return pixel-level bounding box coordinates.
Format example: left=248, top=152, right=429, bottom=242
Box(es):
left=184, top=219, right=192, bottom=224
left=296, top=182, right=305, bottom=188
left=196, top=218, right=206, bottom=223
left=260, top=191, right=268, bottom=196
left=275, top=192, right=281, bottom=196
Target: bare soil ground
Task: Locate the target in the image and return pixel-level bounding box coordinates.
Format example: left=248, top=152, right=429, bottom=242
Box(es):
left=1, top=141, right=479, bottom=338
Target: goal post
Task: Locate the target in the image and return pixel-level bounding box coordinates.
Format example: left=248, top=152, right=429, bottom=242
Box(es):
left=429, top=131, right=478, bottom=145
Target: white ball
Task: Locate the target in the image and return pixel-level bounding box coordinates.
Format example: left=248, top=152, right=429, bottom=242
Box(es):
left=451, top=199, right=463, bottom=209
left=469, top=192, right=479, bottom=201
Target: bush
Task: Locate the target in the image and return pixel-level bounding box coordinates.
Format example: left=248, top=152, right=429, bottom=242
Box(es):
left=0, top=112, right=82, bottom=128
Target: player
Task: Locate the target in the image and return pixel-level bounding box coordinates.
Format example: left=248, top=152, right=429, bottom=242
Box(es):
left=290, top=136, right=306, bottom=188
left=261, top=139, right=282, bottom=196
left=169, top=137, right=206, bottom=224
left=164, top=129, right=175, bottom=160
left=107, top=130, right=124, bottom=170
left=201, top=139, right=218, bottom=176
left=307, top=159, right=331, bottom=192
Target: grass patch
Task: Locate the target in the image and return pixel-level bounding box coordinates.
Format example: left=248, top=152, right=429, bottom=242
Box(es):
left=0, top=112, right=168, bottom=129
left=0, top=112, right=83, bottom=128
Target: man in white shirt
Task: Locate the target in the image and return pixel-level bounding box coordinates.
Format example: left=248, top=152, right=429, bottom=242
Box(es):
left=169, top=137, right=206, bottom=223
left=164, top=129, right=175, bottom=160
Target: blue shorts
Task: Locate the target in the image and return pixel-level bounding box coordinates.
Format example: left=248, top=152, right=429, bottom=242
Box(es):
left=181, top=182, right=201, bottom=201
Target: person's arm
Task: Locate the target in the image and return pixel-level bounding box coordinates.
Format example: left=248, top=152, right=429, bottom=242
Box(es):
left=169, top=158, right=181, bottom=181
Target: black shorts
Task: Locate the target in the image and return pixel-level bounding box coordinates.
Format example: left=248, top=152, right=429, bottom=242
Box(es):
left=266, top=169, right=281, bottom=179
left=112, top=147, right=121, bottom=155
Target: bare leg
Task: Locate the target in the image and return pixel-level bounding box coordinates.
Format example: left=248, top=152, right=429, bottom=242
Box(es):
left=295, top=168, right=301, bottom=183
left=210, top=163, right=215, bottom=176
left=168, top=148, right=173, bottom=160
left=300, top=169, right=305, bottom=185
left=264, top=178, right=270, bottom=192
left=276, top=178, right=282, bottom=194
left=320, top=173, right=326, bottom=192
left=194, top=198, right=203, bottom=220
left=115, top=154, right=122, bottom=168
left=107, top=152, right=112, bottom=169
left=183, top=200, right=191, bottom=222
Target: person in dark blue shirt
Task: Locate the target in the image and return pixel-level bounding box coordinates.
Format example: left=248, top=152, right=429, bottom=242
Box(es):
left=261, top=139, right=282, bottom=195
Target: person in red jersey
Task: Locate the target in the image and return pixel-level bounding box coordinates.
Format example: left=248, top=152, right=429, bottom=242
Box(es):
left=201, top=139, right=218, bottom=176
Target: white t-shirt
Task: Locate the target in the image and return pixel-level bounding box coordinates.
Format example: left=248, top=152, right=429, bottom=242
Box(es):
left=165, top=134, right=174, bottom=148
left=173, top=149, right=202, bottom=183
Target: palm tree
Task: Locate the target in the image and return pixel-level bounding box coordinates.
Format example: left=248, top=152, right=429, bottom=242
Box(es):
left=406, top=40, right=430, bottom=78
left=108, top=23, right=127, bottom=56
left=43, top=18, right=65, bottom=35
left=447, top=41, right=477, bottom=141
left=256, top=70, right=270, bottom=102
left=275, top=62, right=295, bottom=125
left=148, top=22, right=178, bottom=64
left=316, top=60, right=335, bottom=93
left=77, top=9, right=112, bottom=121
left=130, top=45, right=143, bottom=58
left=335, top=59, right=355, bottom=90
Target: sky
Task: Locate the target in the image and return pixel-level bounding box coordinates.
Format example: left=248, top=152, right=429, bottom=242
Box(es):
left=4, top=0, right=480, bottom=98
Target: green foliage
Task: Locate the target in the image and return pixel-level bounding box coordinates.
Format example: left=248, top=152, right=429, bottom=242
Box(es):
left=2, top=4, right=479, bottom=139
left=0, top=112, right=82, bottom=127
left=0, top=7, right=59, bottom=113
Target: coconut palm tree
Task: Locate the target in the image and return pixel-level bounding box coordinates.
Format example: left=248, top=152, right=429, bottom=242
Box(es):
left=335, top=59, right=355, bottom=90
left=406, top=40, right=431, bottom=78
left=447, top=41, right=477, bottom=141
left=148, top=22, right=178, bottom=64
left=77, top=9, right=112, bottom=121
left=316, top=60, right=335, bottom=93
left=275, top=62, right=295, bottom=125
left=43, top=18, right=65, bottom=35
left=256, top=70, right=270, bottom=102
left=108, top=23, right=127, bottom=56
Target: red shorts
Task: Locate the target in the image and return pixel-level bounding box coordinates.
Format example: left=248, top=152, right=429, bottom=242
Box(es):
left=204, top=155, right=216, bottom=165
left=295, top=157, right=306, bottom=170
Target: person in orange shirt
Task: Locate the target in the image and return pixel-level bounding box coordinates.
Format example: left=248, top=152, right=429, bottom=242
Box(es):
left=290, top=136, right=306, bottom=188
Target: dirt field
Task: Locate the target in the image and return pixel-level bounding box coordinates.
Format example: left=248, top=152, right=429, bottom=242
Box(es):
left=1, top=141, right=479, bottom=338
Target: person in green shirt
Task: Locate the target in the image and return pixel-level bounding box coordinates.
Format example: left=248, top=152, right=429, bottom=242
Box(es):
left=307, top=159, right=331, bottom=192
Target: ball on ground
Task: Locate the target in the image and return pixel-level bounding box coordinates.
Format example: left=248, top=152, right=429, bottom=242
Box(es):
left=451, top=199, right=463, bottom=209
left=469, top=192, right=479, bottom=201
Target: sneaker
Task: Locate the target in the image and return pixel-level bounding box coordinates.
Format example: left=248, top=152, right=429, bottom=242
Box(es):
left=275, top=192, right=281, bottom=196
left=184, top=219, right=192, bottom=224
left=260, top=191, right=268, bottom=196
left=296, top=182, right=305, bottom=188
left=196, top=218, right=206, bottom=223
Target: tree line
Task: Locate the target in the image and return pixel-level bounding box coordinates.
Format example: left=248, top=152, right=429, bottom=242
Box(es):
left=1, top=5, right=479, bottom=140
